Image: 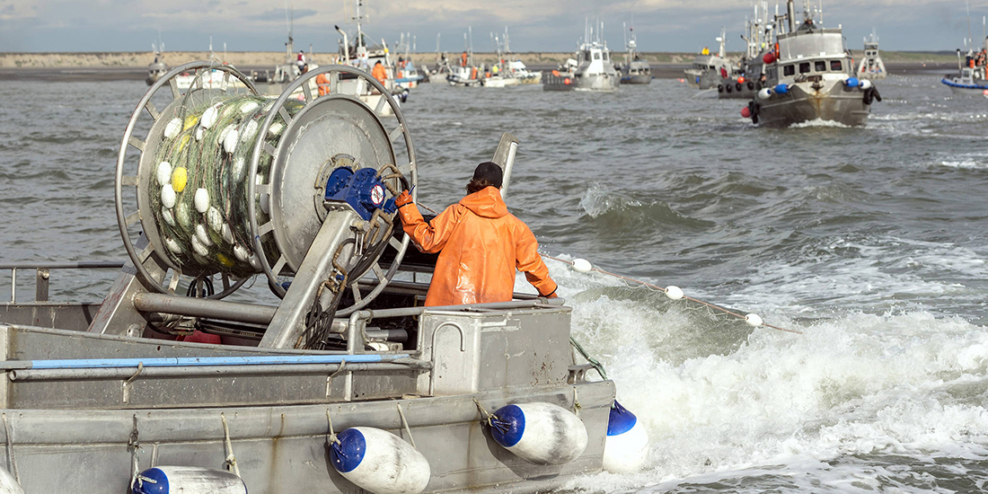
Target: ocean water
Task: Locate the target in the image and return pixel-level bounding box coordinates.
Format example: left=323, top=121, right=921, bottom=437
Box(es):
left=3, top=74, right=988, bottom=492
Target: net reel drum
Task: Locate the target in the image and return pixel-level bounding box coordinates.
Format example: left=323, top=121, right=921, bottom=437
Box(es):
left=102, top=61, right=416, bottom=349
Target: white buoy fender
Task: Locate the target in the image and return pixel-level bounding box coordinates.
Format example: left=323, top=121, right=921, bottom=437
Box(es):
left=757, top=88, right=773, bottom=100
left=330, top=427, right=431, bottom=494
left=131, top=466, right=246, bottom=494
left=0, top=465, right=24, bottom=494
left=489, top=402, right=588, bottom=465
left=602, top=401, right=650, bottom=474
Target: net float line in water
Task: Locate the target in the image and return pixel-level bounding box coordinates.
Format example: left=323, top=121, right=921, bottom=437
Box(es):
left=543, top=254, right=802, bottom=335
left=149, top=94, right=302, bottom=278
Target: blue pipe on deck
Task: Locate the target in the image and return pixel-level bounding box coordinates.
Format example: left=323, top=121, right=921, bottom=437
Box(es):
left=5, top=354, right=410, bottom=370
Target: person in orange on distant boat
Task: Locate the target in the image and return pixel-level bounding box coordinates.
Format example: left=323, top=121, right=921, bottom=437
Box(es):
left=460, top=51, right=469, bottom=67
left=316, top=71, right=331, bottom=96
left=394, top=162, right=558, bottom=307
left=371, top=61, right=388, bottom=84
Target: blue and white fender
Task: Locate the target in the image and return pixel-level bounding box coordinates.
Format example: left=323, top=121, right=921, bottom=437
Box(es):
left=602, top=401, right=650, bottom=474
left=330, top=427, right=431, bottom=494
left=489, top=402, right=588, bottom=465
left=0, top=465, right=23, bottom=494
left=131, top=466, right=246, bottom=494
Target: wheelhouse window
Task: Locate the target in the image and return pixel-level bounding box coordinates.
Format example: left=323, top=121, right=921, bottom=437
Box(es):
left=784, top=64, right=795, bottom=76
left=593, top=52, right=601, bottom=60
left=815, top=60, right=827, bottom=72
left=602, top=52, right=609, bottom=61
left=830, top=60, right=843, bottom=71
left=799, top=62, right=810, bottom=74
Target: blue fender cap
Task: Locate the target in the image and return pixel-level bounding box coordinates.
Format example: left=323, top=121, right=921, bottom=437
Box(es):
left=846, top=77, right=859, bottom=88
left=607, top=400, right=638, bottom=436
left=330, top=428, right=367, bottom=473
left=774, top=83, right=789, bottom=95
left=133, top=467, right=169, bottom=494
left=490, top=404, right=526, bottom=448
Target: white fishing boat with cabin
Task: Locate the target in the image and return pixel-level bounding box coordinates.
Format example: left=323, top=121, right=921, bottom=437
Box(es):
left=744, top=0, right=880, bottom=127
left=544, top=20, right=619, bottom=92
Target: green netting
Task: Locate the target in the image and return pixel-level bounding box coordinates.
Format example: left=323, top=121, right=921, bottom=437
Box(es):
left=148, top=94, right=304, bottom=277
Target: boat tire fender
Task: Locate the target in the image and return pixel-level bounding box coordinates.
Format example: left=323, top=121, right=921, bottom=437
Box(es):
left=735, top=82, right=742, bottom=91
left=602, top=401, right=650, bottom=474
left=131, top=466, right=246, bottom=494
left=863, top=87, right=881, bottom=105
left=0, top=466, right=22, bottom=494
left=489, top=403, right=588, bottom=465
left=747, top=81, right=754, bottom=90
left=725, top=84, right=732, bottom=93
left=718, top=84, right=724, bottom=93
left=330, top=427, right=431, bottom=494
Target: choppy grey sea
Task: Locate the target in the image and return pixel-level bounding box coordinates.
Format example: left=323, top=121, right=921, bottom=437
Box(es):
left=3, top=75, right=988, bottom=492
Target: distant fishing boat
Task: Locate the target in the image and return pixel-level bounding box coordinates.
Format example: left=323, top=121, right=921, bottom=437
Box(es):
left=145, top=41, right=168, bottom=86
left=744, top=0, right=880, bottom=127
left=448, top=27, right=484, bottom=87
left=683, top=28, right=737, bottom=89
left=857, top=29, right=887, bottom=80
left=393, top=33, right=425, bottom=89
left=941, top=36, right=988, bottom=96
left=718, top=5, right=775, bottom=100
left=618, top=22, right=651, bottom=85
left=481, top=29, right=521, bottom=88
left=544, top=19, right=619, bottom=92
left=506, top=60, right=542, bottom=84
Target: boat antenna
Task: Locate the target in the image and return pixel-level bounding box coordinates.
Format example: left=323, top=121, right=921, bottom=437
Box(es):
left=967, top=0, right=973, bottom=50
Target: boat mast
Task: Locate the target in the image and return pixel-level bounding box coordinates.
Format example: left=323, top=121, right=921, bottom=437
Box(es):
left=787, top=0, right=795, bottom=33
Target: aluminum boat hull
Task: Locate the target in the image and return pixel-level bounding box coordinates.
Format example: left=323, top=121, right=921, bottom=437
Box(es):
left=755, top=80, right=871, bottom=127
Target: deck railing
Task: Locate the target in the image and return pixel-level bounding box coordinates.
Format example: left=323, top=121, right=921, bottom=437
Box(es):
left=0, top=261, right=124, bottom=303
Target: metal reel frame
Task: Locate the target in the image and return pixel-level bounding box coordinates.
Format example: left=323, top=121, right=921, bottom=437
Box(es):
left=247, top=64, right=417, bottom=315
left=115, top=61, right=258, bottom=300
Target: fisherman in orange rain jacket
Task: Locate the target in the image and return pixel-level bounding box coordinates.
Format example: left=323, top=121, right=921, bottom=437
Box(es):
left=371, top=61, right=388, bottom=84
left=394, top=162, right=558, bottom=307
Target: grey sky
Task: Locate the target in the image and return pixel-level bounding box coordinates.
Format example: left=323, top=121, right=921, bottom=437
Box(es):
left=0, top=0, right=984, bottom=54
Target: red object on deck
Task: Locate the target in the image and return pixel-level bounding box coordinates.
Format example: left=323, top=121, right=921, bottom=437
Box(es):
left=181, top=330, right=222, bottom=345
left=564, top=78, right=571, bottom=85
left=741, top=107, right=751, bottom=118
left=763, top=52, right=776, bottom=64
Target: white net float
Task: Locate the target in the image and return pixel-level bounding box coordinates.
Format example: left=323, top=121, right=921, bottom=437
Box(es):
left=572, top=258, right=593, bottom=273
left=665, top=285, right=684, bottom=300
left=745, top=313, right=763, bottom=327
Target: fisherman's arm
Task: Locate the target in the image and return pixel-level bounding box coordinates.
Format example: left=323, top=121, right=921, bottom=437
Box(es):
left=514, top=224, right=558, bottom=298
left=396, top=191, right=458, bottom=254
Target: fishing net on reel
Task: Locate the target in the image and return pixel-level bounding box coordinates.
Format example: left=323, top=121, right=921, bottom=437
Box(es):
left=147, top=94, right=304, bottom=279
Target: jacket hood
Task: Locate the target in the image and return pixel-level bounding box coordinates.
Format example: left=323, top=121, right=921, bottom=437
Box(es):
left=459, top=186, right=508, bottom=219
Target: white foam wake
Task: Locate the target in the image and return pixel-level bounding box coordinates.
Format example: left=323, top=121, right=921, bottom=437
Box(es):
left=527, top=258, right=988, bottom=492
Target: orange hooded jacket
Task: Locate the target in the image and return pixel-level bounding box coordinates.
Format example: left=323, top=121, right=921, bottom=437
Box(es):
left=398, top=186, right=557, bottom=307
left=372, top=63, right=388, bottom=84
